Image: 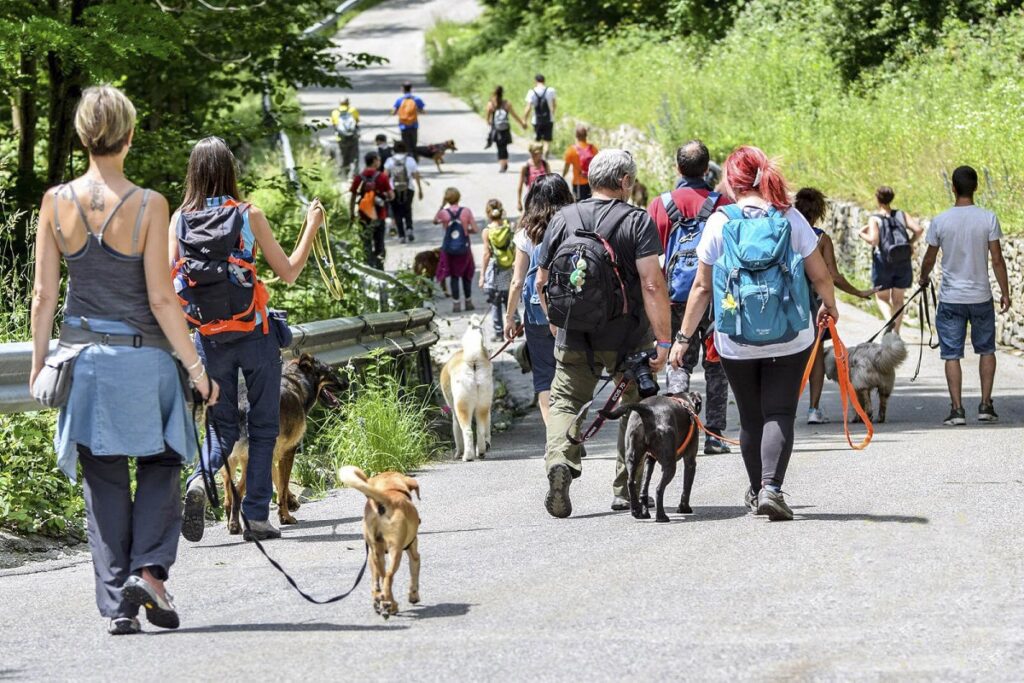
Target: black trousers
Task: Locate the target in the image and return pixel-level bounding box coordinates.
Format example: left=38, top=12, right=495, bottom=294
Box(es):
left=401, top=127, right=419, bottom=160
left=392, top=190, right=414, bottom=239
left=360, top=216, right=386, bottom=269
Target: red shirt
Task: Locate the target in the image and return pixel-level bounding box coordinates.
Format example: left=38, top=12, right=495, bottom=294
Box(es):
left=350, top=168, right=393, bottom=219
left=646, top=186, right=733, bottom=249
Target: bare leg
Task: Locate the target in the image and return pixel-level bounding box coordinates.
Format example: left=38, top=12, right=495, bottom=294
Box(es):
left=538, top=390, right=551, bottom=425
left=875, top=289, right=894, bottom=326
left=890, top=288, right=906, bottom=334
left=980, top=353, right=996, bottom=405
left=945, top=360, right=963, bottom=409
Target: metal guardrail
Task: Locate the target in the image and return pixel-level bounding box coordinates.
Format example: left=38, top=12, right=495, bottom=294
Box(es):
left=0, top=308, right=438, bottom=414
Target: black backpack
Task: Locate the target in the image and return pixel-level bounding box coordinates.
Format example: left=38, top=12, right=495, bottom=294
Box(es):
left=543, top=203, right=630, bottom=332
left=877, top=210, right=911, bottom=265
left=534, top=87, right=552, bottom=126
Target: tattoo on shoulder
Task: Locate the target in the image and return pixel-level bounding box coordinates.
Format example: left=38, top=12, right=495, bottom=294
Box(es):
left=86, top=179, right=105, bottom=212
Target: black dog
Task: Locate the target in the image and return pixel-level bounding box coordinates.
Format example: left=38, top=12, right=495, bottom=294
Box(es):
left=606, top=392, right=702, bottom=523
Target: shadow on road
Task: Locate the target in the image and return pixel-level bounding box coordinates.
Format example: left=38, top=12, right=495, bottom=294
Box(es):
left=796, top=513, right=928, bottom=524
left=418, top=527, right=494, bottom=536
left=292, top=516, right=362, bottom=529
left=150, top=622, right=405, bottom=634
left=398, top=602, right=474, bottom=620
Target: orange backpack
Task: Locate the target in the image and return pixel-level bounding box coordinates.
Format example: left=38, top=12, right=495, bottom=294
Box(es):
left=397, top=96, right=418, bottom=126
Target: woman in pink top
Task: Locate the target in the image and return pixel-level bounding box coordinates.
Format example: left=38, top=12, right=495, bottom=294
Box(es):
left=517, top=142, right=550, bottom=212
left=434, top=187, right=479, bottom=312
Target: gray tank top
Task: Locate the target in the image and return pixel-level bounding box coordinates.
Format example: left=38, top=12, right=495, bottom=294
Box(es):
left=54, top=184, right=163, bottom=337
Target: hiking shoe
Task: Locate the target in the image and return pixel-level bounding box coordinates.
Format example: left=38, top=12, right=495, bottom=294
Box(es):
left=943, top=405, right=967, bottom=426
left=704, top=437, right=731, bottom=455
left=744, top=487, right=762, bottom=514
left=181, top=478, right=207, bottom=542
left=107, top=617, right=141, bottom=636
left=978, top=402, right=999, bottom=423
left=610, top=495, right=653, bottom=510
left=545, top=464, right=573, bottom=518
left=407, top=233, right=415, bottom=243
left=807, top=407, right=830, bottom=425
left=757, top=488, right=793, bottom=521
left=464, top=299, right=476, bottom=311
left=122, top=576, right=179, bottom=630
left=452, top=301, right=462, bottom=313
left=243, top=519, right=281, bottom=542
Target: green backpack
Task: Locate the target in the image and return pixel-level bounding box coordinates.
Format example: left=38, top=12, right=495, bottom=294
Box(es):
left=488, top=221, right=516, bottom=269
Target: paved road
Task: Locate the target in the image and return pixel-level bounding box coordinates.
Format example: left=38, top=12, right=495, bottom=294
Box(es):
left=2, top=1, right=1023, bottom=679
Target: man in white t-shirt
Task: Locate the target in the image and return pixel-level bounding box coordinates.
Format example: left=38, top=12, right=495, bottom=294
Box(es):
left=918, top=165, right=1010, bottom=426
left=522, top=74, right=556, bottom=158
left=383, top=141, right=423, bottom=243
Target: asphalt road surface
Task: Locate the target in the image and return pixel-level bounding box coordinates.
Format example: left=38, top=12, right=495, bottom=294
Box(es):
left=1, top=1, right=1022, bottom=679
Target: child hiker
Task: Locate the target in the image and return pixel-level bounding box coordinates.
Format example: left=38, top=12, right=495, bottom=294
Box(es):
left=434, top=187, right=478, bottom=313
left=479, top=199, right=518, bottom=341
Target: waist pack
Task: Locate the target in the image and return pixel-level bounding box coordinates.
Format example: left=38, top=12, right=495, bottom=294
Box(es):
left=543, top=203, right=629, bottom=332
left=712, top=204, right=809, bottom=346
left=877, top=210, right=911, bottom=265
left=488, top=221, right=516, bottom=269
left=441, top=207, right=470, bottom=256
left=663, top=190, right=719, bottom=303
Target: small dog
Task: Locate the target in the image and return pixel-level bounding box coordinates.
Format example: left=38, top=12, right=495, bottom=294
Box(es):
left=439, top=318, right=493, bottom=461
left=412, top=247, right=449, bottom=297
left=824, top=332, right=907, bottom=423
left=338, top=466, right=421, bottom=618
left=223, top=354, right=347, bottom=533
left=415, top=140, right=457, bottom=172
left=630, top=181, right=649, bottom=208
left=606, top=392, right=702, bottom=522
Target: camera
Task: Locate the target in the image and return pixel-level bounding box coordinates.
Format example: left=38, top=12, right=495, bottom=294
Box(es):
left=623, top=349, right=660, bottom=399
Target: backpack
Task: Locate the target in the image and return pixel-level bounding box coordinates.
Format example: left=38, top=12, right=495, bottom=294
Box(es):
left=543, top=203, right=630, bottom=333
left=441, top=207, right=470, bottom=256
left=523, top=243, right=547, bottom=326
left=494, top=106, right=510, bottom=132
left=576, top=143, right=595, bottom=180
left=172, top=200, right=270, bottom=342
left=335, top=109, right=358, bottom=139
left=357, top=171, right=382, bottom=219
left=533, top=87, right=552, bottom=125
left=876, top=210, right=912, bottom=265
left=662, top=190, right=720, bottom=303
left=712, top=204, right=810, bottom=346
left=488, top=221, right=515, bottom=269
left=390, top=154, right=410, bottom=193
left=397, top=96, right=418, bottom=127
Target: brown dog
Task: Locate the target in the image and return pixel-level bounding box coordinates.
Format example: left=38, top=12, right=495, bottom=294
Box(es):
left=412, top=247, right=449, bottom=297
left=415, top=140, right=457, bottom=172
left=631, top=180, right=649, bottom=208
left=222, top=354, right=346, bottom=533
left=338, top=466, right=421, bottom=618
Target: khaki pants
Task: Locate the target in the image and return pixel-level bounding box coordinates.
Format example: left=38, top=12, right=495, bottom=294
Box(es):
left=544, top=346, right=644, bottom=498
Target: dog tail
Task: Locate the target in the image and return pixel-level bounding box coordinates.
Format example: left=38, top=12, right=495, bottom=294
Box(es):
left=338, top=466, right=391, bottom=507
left=878, top=332, right=908, bottom=371
left=603, top=402, right=657, bottom=425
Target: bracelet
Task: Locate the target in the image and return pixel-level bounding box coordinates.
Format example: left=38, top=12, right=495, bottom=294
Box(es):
left=188, top=368, right=207, bottom=387
left=656, top=340, right=673, bottom=349
left=185, top=357, right=203, bottom=373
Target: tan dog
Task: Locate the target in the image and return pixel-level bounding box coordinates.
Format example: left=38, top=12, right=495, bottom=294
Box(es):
left=338, top=466, right=421, bottom=618
left=412, top=247, right=449, bottom=297
left=440, top=318, right=493, bottom=461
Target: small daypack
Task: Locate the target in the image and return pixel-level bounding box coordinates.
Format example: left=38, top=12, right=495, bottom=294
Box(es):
left=534, top=87, right=552, bottom=125
left=398, top=96, right=419, bottom=126
left=712, top=204, right=809, bottom=346
left=172, top=200, right=270, bottom=342
left=543, top=203, right=629, bottom=332
left=662, top=190, right=720, bottom=304
left=522, top=244, right=547, bottom=325
left=494, top=107, right=511, bottom=132
left=876, top=210, right=911, bottom=265
left=488, top=221, right=515, bottom=269
left=390, top=154, right=410, bottom=193
left=576, top=143, right=595, bottom=180
left=335, top=109, right=358, bottom=139
left=441, top=207, right=470, bottom=256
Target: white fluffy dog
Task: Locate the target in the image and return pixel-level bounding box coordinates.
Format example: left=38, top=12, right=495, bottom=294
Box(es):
left=440, top=317, right=494, bottom=461
left=824, top=332, right=908, bottom=423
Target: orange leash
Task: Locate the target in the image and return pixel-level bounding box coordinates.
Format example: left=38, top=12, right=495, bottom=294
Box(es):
left=666, top=396, right=741, bottom=447
left=799, top=317, right=873, bottom=450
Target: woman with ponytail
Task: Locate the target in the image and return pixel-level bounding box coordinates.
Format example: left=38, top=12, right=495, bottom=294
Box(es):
left=669, top=146, right=838, bottom=521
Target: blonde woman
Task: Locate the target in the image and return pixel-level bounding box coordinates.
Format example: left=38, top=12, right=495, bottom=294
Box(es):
left=30, top=86, right=218, bottom=635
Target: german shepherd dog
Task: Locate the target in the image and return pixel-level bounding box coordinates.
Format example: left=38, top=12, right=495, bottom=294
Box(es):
left=415, top=140, right=457, bottom=172
left=606, top=392, right=702, bottom=523
left=223, top=354, right=347, bottom=533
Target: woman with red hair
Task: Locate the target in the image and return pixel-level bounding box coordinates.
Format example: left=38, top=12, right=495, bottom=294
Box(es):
left=669, top=146, right=838, bottom=521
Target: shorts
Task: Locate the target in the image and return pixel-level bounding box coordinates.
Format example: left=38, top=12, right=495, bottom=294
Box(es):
left=525, top=322, right=556, bottom=393
left=494, top=129, right=512, bottom=161
left=936, top=300, right=996, bottom=360
left=534, top=122, right=553, bottom=142
left=871, top=253, right=912, bottom=290
left=572, top=184, right=592, bottom=201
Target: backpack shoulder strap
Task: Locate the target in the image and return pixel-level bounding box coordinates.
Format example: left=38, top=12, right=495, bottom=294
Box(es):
left=447, top=207, right=461, bottom=223
left=719, top=203, right=744, bottom=221
left=660, top=191, right=683, bottom=225
left=697, top=192, right=721, bottom=221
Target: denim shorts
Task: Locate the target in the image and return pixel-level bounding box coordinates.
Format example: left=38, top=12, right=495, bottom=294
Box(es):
left=524, top=323, right=556, bottom=393
left=936, top=300, right=996, bottom=360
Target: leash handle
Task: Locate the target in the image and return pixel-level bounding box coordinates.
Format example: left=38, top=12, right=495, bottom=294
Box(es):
left=801, top=317, right=873, bottom=450
left=488, top=324, right=524, bottom=361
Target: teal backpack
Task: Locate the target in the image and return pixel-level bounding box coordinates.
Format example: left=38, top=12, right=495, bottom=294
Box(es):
left=712, top=204, right=810, bottom=346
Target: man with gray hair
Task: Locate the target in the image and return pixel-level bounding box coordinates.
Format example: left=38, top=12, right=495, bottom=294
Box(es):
left=535, top=149, right=672, bottom=517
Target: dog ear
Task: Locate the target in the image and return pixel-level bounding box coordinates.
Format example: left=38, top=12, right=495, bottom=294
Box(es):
left=403, top=476, right=420, bottom=500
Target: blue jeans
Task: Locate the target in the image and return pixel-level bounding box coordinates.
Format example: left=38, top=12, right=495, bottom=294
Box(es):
left=936, top=300, right=996, bottom=360
left=186, top=329, right=282, bottom=521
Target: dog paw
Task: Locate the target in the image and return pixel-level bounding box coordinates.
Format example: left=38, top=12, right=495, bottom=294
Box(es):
left=639, top=510, right=651, bottom=520
left=408, top=590, right=420, bottom=605
left=462, top=453, right=476, bottom=462
left=678, top=505, right=693, bottom=514
left=228, top=521, right=242, bottom=535
left=655, top=514, right=671, bottom=523
left=279, top=513, right=297, bottom=525
left=288, top=494, right=301, bottom=511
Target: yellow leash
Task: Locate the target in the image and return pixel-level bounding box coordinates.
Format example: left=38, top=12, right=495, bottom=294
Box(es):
left=309, top=198, right=344, bottom=300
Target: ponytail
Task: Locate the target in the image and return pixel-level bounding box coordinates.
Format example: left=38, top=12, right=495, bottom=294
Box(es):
left=723, top=145, right=790, bottom=212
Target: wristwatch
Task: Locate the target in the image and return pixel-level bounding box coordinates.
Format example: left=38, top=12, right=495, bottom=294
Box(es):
left=675, top=330, right=693, bottom=344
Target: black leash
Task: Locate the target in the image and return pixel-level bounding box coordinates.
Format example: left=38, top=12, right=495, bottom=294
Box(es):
left=864, top=281, right=930, bottom=344
left=566, top=376, right=632, bottom=445
left=911, top=282, right=939, bottom=383
left=190, top=399, right=368, bottom=605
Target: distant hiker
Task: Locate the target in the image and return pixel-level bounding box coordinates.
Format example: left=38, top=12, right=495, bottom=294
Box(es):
left=517, top=142, right=550, bottom=212
left=383, top=141, right=424, bottom=244
left=562, top=125, right=597, bottom=201
left=349, top=151, right=394, bottom=269
left=794, top=187, right=876, bottom=425
left=391, top=81, right=425, bottom=160
left=858, top=185, right=923, bottom=334
left=646, top=139, right=732, bottom=455
left=522, top=73, right=556, bottom=158
left=434, top=187, right=479, bottom=313
left=375, top=133, right=393, bottom=165
left=31, top=85, right=216, bottom=635
left=918, top=165, right=1010, bottom=426
left=486, top=85, right=525, bottom=173
left=479, top=198, right=518, bottom=340
left=331, top=97, right=360, bottom=178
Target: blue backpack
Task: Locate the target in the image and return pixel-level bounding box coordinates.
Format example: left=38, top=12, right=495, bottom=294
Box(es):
left=522, top=243, right=547, bottom=325
left=712, top=204, right=810, bottom=346
left=662, top=190, right=720, bottom=303
left=441, top=207, right=470, bottom=256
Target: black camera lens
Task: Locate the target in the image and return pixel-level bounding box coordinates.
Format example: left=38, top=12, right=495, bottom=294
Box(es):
left=624, top=350, right=660, bottom=398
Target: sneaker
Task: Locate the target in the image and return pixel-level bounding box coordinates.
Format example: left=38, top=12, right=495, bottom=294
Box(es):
left=181, top=478, right=207, bottom=542
left=943, top=405, right=967, bottom=426
left=243, top=519, right=282, bottom=542
left=744, top=487, right=761, bottom=514
left=757, top=488, right=793, bottom=521
left=978, top=402, right=999, bottom=423
left=704, top=437, right=731, bottom=455
left=122, top=576, right=180, bottom=630
left=807, top=407, right=830, bottom=425
left=545, top=464, right=573, bottom=518
left=452, top=301, right=462, bottom=313
left=399, top=237, right=407, bottom=244
left=107, top=617, right=141, bottom=636
left=464, top=299, right=476, bottom=311
left=407, top=233, right=415, bottom=243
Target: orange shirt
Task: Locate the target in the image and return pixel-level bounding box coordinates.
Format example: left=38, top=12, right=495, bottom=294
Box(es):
left=563, top=143, right=597, bottom=186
